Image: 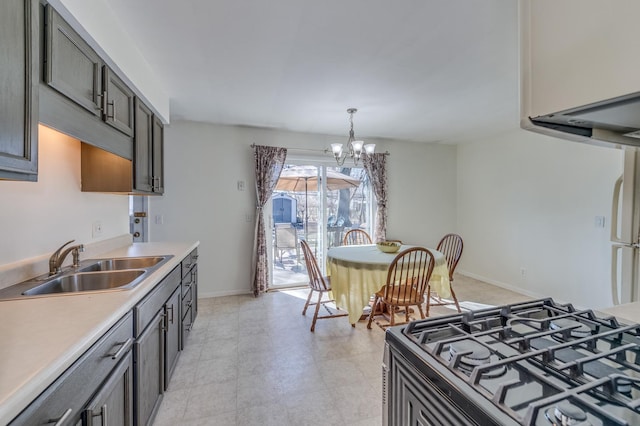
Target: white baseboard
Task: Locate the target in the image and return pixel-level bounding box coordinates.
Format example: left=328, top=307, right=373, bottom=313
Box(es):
left=198, top=288, right=253, bottom=299
left=456, top=269, right=545, bottom=300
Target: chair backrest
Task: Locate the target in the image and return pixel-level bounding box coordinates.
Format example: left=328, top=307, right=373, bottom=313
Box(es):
left=275, top=224, right=297, bottom=250
left=383, top=247, right=434, bottom=305
left=436, top=233, right=463, bottom=281
left=343, top=229, right=372, bottom=245
left=300, top=239, right=330, bottom=291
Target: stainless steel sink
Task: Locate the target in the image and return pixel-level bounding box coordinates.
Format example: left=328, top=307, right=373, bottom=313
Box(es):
left=0, top=254, right=173, bottom=300
left=22, top=270, right=146, bottom=295
left=78, top=256, right=167, bottom=272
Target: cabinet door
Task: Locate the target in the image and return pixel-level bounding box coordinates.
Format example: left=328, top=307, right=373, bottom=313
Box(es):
left=0, top=0, right=38, bottom=181
left=103, top=67, right=134, bottom=136
left=151, top=116, right=164, bottom=194
left=165, top=287, right=181, bottom=389
left=45, top=5, right=102, bottom=116
left=134, top=311, right=164, bottom=426
left=133, top=98, right=153, bottom=193
left=83, top=352, right=133, bottom=426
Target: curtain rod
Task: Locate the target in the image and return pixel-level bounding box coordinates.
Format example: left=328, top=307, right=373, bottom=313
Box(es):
left=250, top=143, right=390, bottom=155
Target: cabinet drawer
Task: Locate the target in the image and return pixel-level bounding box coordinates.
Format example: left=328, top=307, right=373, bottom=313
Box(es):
left=181, top=248, right=198, bottom=278
left=134, top=265, right=180, bottom=336
left=10, top=312, right=134, bottom=425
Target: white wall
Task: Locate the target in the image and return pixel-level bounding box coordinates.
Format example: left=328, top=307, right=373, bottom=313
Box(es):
left=0, top=125, right=129, bottom=266
left=457, top=128, right=623, bottom=309
left=149, top=121, right=457, bottom=297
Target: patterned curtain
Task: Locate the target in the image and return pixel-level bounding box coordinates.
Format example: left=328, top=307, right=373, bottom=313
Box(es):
left=363, top=153, right=388, bottom=242
left=251, top=145, right=287, bottom=296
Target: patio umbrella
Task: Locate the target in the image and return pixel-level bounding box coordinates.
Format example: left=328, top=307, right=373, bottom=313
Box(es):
left=275, top=166, right=360, bottom=239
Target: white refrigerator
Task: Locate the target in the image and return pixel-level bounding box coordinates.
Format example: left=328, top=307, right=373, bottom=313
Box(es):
left=611, top=149, right=640, bottom=304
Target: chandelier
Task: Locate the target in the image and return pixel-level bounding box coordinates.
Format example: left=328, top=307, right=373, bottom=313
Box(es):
left=330, top=108, right=375, bottom=166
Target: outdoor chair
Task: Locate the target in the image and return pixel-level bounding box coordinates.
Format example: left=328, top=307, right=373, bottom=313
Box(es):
left=343, top=229, right=372, bottom=245
left=300, top=239, right=348, bottom=332
left=367, top=247, right=434, bottom=329
left=274, top=223, right=299, bottom=265
left=426, top=233, right=464, bottom=315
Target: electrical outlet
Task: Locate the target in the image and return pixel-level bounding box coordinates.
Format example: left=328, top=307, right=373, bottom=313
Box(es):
left=92, top=221, right=103, bottom=238
left=594, top=216, right=606, bottom=228
left=155, top=215, right=164, bottom=225
left=520, top=268, right=526, bottom=279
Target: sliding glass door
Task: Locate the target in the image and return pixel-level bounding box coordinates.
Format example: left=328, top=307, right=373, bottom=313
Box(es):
left=270, top=161, right=375, bottom=288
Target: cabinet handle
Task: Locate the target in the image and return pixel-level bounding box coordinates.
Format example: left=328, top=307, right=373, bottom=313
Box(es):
left=109, top=338, right=134, bottom=360
left=84, top=403, right=108, bottom=426
left=101, top=91, right=108, bottom=116
left=101, top=404, right=108, bottom=426
left=160, top=313, right=167, bottom=331
left=154, top=176, right=161, bottom=191
left=167, top=304, right=174, bottom=324
left=96, top=93, right=104, bottom=112
left=48, top=408, right=72, bottom=425
left=106, top=98, right=116, bottom=120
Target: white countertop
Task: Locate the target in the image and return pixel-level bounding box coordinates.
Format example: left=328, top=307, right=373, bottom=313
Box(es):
left=598, top=301, right=640, bottom=324
left=0, top=241, right=199, bottom=424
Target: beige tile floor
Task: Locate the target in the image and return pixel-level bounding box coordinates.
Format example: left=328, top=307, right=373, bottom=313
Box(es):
left=152, top=275, right=532, bottom=426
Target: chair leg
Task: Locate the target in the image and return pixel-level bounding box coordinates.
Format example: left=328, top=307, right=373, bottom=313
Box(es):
left=426, top=285, right=432, bottom=317
left=302, top=288, right=313, bottom=315
left=450, top=285, right=461, bottom=313
left=417, top=303, right=425, bottom=319
left=367, top=296, right=379, bottom=329
left=392, top=305, right=398, bottom=326
left=310, top=290, right=323, bottom=332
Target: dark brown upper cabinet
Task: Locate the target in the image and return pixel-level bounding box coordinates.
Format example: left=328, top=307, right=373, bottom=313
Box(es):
left=45, top=5, right=101, bottom=117
left=103, top=66, right=134, bottom=137
left=0, top=0, right=39, bottom=181
left=134, top=98, right=164, bottom=194
left=44, top=5, right=134, bottom=139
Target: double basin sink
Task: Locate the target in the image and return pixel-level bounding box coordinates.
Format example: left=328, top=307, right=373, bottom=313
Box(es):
left=0, top=256, right=173, bottom=300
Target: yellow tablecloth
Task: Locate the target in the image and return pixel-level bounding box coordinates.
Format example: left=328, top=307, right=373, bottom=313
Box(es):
left=327, top=245, right=450, bottom=325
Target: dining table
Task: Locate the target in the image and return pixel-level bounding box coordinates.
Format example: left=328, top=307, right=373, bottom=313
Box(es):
left=326, top=244, right=451, bottom=325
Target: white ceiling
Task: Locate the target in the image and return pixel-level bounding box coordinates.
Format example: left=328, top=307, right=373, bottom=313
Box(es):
left=104, top=0, right=520, bottom=143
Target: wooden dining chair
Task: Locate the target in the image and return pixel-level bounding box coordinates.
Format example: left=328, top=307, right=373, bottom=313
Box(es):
left=300, top=239, right=348, bottom=332
left=367, top=247, right=435, bottom=329
left=426, top=233, right=464, bottom=315
left=343, top=229, right=372, bottom=245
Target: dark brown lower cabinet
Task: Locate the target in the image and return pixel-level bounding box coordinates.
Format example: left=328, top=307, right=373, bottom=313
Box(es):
left=10, top=252, right=197, bottom=426
left=83, top=352, right=133, bottom=426
left=134, top=310, right=164, bottom=426
left=9, top=313, right=134, bottom=426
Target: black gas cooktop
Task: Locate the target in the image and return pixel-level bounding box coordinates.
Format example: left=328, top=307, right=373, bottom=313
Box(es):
left=384, top=298, right=640, bottom=425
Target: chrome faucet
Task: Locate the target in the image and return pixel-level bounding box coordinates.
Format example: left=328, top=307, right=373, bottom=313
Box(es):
left=49, top=240, right=85, bottom=276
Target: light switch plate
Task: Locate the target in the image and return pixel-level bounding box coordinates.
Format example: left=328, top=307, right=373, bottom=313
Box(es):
left=92, top=221, right=103, bottom=238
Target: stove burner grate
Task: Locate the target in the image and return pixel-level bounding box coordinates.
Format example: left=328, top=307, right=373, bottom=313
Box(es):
left=549, top=318, right=592, bottom=339
left=448, top=340, right=507, bottom=378
left=544, top=401, right=589, bottom=425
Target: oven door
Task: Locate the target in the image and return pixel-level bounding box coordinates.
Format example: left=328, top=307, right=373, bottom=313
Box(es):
left=384, top=343, right=480, bottom=426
